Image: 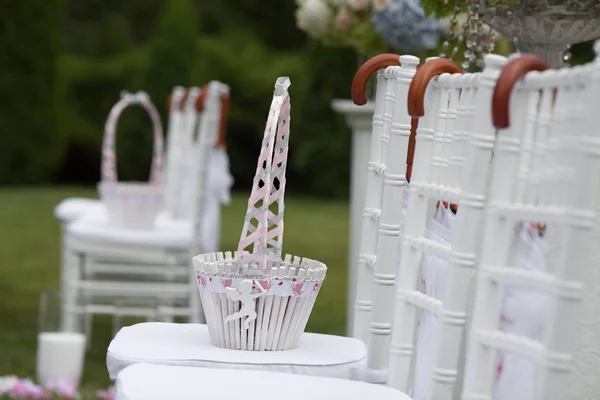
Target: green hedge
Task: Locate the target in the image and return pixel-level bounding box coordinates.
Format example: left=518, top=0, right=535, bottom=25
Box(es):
left=1, top=0, right=597, bottom=196
left=0, top=0, right=65, bottom=184
left=0, top=0, right=356, bottom=196
left=51, top=0, right=358, bottom=197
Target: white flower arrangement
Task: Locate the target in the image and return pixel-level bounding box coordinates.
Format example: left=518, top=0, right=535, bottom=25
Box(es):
left=295, top=0, right=390, bottom=56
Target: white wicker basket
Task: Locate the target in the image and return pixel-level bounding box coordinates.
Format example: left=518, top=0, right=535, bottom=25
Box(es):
left=98, top=91, right=165, bottom=230
left=194, top=252, right=326, bottom=351
left=194, top=78, right=327, bottom=351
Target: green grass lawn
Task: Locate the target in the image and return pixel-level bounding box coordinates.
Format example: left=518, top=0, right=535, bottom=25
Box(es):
left=0, top=187, right=349, bottom=393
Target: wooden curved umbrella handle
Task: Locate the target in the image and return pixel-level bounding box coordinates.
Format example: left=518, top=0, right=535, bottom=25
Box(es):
left=492, top=54, right=550, bottom=129
left=407, top=58, right=462, bottom=118
left=179, top=89, right=191, bottom=111
left=406, top=58, right=461, bottom=182
left=195, top=86, right=209, bottom=112
left=216, top=94, right=230, bottom=148
left=406, top=118, right=418, bottom=183
left=351, top=53, right=401, bottom=105
left=196, top=86, right=230, bottom=148
left=166, top=88, right=189, bottom=112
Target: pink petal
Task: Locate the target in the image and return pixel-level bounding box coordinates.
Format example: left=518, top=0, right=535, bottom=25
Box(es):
left=96, top=385, right=116, bottom=400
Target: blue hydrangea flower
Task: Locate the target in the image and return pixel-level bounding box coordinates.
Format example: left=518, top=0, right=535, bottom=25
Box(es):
left=371, top=0, right=443, bottom=52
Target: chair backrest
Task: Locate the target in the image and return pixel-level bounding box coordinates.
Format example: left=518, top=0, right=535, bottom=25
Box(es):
left=164, top=86, right=195, bottom=217
left=461, top=54, right=600, bottom=400
left=194, top=83, right=232, bottom=253
left=187, top=81, right=230, bottom=248
left=362, top=57, right=420, bottom=382
left=351, top=54, right=420, bottom=343
left=169, top=82, right=230, bottom=217
left=163, top=83, right=231, bottom=222
left=350, top=54, right=400, bottom=342
left=387, top=54, right=508, bottom=399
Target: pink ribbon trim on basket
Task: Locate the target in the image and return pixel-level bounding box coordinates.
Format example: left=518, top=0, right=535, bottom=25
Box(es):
left=196, top=274, right=322, bottom=298
left=101, top=91, right=165, bottom=184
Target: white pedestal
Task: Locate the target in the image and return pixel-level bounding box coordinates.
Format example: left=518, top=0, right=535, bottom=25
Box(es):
left=331, top=99, right=375, bottom=336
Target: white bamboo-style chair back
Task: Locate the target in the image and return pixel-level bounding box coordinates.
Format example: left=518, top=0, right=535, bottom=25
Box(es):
left=363, top=57, right=420, bottom=381
left=352, top=54, right=400, bottom=343
left=351, top=54, right=420, bottom=343
left=163, top=83, right=231, bottom=223
left=164, top=86, right=189, bottom=216
left=387, top=54, right=508, bottom=399
left=186, top=82, right=230, bottom=249
left=462, top=54, right=600, bottom=400
left=170, top=87, right=202, bottom=219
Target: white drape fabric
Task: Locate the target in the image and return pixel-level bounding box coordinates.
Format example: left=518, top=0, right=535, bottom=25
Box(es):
left=178, top=147, right=234, bottom=252
left=412, top=206, right=456, bottom=400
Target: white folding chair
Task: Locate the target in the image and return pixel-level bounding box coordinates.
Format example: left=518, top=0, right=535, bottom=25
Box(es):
left=57, top=85, right=232, bottom=301
left=63, top=82, right=230, bottom=335
left=462, top=53, right=600, bottom=400
left=56, top=87, right=187, bottom=313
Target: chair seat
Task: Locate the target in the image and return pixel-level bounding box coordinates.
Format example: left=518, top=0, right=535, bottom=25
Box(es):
left=54, top=198, right=104, bottom=223
left=66, top=211, right=193, bottom=249
left=115, top=363, right=411, bottom=400
left=107, top=322, right=366, bottom=380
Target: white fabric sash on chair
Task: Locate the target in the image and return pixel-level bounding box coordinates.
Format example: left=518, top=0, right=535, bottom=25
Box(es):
left=177, top=145, right=234, bottom=252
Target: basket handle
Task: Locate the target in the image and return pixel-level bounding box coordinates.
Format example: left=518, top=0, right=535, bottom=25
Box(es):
left=237, top=77, right=291, bottom=270
left=101, top=91, right=165, bottom=184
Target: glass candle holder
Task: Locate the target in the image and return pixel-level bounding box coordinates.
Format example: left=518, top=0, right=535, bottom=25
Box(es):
left=36, top=291, right=86, bottom=387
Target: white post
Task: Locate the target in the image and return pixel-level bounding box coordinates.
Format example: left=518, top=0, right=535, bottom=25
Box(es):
left=331, top=99, right=375, bottom=336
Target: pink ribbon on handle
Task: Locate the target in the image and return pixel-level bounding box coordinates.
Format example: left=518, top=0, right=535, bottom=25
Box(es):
left=237, top=78, right=291, bottom=270
left=101, top=91, right=165, bottom=184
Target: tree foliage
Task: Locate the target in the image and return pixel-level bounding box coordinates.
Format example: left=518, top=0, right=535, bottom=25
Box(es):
left=51, top=0, right=358, bottom=196
left=8, top=0, right=595, bottom=196
left=0, top=0, right=65, bottom=184
left=0, top=0, right=592, bottom=196
left=117, top=0, right=199, bottom=181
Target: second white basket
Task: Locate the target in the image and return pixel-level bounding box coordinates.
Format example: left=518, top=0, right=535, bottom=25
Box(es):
left=98, top=91, right=165, bottom=230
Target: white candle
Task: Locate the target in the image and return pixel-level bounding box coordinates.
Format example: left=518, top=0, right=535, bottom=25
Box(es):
left=36, top=332, right=86, bottom=387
